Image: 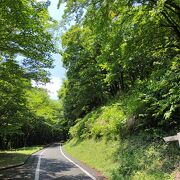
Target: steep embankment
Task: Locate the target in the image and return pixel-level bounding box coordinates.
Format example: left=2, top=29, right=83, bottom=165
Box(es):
left=63, top=90, right=180, bottom=179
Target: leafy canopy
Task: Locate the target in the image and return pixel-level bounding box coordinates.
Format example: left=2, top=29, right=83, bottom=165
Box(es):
left=0, top=0, right=57, bottom=82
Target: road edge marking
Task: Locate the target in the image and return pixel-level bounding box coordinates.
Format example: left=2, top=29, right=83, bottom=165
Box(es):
left=34, top=149, right=47, bottom=180
left=60, top=146, right=97, bottom=180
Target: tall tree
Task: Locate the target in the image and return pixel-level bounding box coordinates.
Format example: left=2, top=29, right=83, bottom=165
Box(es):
left=0, top=59, right=30, bottom=148
left=0, top=0, right=56, bottom=82
left=0, top=0, right=61, bottom=149
left=59, top=26, right=107, bottom=122
left=58, top=0, right=180, bottom=130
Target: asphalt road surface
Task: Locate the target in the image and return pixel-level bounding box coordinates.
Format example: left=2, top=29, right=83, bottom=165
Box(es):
left=0, top=143, right=103, bottom=180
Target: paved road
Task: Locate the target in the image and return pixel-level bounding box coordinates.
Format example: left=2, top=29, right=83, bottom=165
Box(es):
left=0, top=143, right=99, bottom=180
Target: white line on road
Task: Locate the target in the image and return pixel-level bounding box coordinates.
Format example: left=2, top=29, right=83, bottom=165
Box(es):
left=34, top=149, right=47, bottom=180
left=60, top=146, right=97, bottom=180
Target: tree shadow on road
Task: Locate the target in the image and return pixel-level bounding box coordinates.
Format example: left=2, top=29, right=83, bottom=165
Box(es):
left=0, top=152, right=39, bottom=179
left=0, top=152, right=29, bottom=169
left=39, top=156, right=93, bottom=179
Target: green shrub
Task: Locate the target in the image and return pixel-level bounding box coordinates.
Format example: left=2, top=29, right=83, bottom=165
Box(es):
left=111, top=133, right=179, bottom=180
left=69, top=87, right=144, bottom=140
left=140, top=58, right=180, bottom=129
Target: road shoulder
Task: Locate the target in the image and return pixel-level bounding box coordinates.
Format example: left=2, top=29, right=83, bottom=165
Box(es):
left=61, top=145, right=107, bottom=180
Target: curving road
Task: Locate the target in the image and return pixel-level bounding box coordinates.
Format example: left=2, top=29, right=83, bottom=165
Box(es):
left=0, top=143, right=104, bottom=180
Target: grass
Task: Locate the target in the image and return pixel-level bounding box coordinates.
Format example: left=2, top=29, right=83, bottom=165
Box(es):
left=64, top=138, right=119, bottom=178
left=64, top=136, right=180, bottom=180
left=64, top=87, right=179, bottom=179
left=111, top=134, right=179, bottom=180
left=0, top=146, right=42, bottom=169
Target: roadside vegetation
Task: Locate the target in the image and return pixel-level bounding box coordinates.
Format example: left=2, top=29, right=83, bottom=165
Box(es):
left=64, top=95, right=180, bottom=179
left=0, top=146, right=42, bottom=169
left=0, top=0, right=65, bottom=150
left=0, top=0, right=179, bottom=179
left=59, top=0, right=180, bottom=179
left=64, top=136, right=179, bottom=179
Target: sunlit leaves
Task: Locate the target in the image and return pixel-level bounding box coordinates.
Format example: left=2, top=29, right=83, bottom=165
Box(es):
left=0, top=0, right=56, bottom=82
left=58, top=0, right=180, bottom=130
left=0, top=59, right=30, bottom=140
left=59, top=26, right=107, bottom=122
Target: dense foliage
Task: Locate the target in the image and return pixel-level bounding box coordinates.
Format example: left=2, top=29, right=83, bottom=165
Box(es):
left=0, top=59, right=63, bottom=149
left=58, top=2, right=180, bottom=177
left=58, top=0, right=180, bottom=132
left=0, top=0, right=62, bottom=149
left=0, top=0, right=56, bottom=81
left=0, top=60, right=30, bottom=148
left=0, top=0, right=179, bottom=151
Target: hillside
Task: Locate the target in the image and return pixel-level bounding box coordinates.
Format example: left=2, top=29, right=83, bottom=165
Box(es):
left=58, top=0, right=180, bottom=179
left=0, top=0, right=179, bottom=179
left=63, top=90, right=180, bottom=179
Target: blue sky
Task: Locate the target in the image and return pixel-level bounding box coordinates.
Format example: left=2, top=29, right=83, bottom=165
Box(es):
left=36, top=0, right=66, bottom=100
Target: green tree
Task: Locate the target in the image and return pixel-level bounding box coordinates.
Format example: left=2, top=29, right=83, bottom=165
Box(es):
left=0, top=0, right=56, bottom=82
left=0, top=59, right=30, bottom=148
left=23, top=87, right=64, bottom=146
left=0, top=0, right=64, bottom=149
left=59, top=26, right=107, bottom=123
left=58, top=0, right=180, bottom=130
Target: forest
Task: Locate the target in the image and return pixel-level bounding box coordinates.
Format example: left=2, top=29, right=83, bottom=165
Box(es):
left=58, top=0, right=180, bottom=178
left=58, top=0, right=179, bottom=134
left=0, top=0, right=179, bottom=178
left=0, top=0, right=64, bottom=149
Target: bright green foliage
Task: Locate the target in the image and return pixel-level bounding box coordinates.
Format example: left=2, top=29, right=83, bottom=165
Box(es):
left=69, top=90, right=142, bottom=140
left=22, top=88, right=63, bottom=146
left=58, top=0, right=180, bottom=131
left=59, top=26, right=107, bottom=123
left=65, top=92, right=179, bottom=179
left=0, top=0, right=62, bottom=149
left=0, top=59, right=30, bottom=148
left=0, top=0, right=56, bottom=82
left=64, top=136, right=179, bottom=180
left=0, top=59, right=63, bottom=149
left=70, top=105, right=126, bottom=140
left=26, top=88, right=61, bottom=122
left=59, top=0, right=180, bottom=178
left=139, top=57, right=180, bottom=129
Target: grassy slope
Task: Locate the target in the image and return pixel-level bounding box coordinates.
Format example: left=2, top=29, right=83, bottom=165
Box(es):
left=64, top=138, right=119, bottom=178
left=0, top=146, right=42, bottom=168
left=64, top=91, right=180, bottom=179
left=64, top=136, right=179, bottom=179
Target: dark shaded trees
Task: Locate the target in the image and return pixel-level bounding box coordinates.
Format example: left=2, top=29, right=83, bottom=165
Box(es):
left=58, top=26, right=107, bottom=124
